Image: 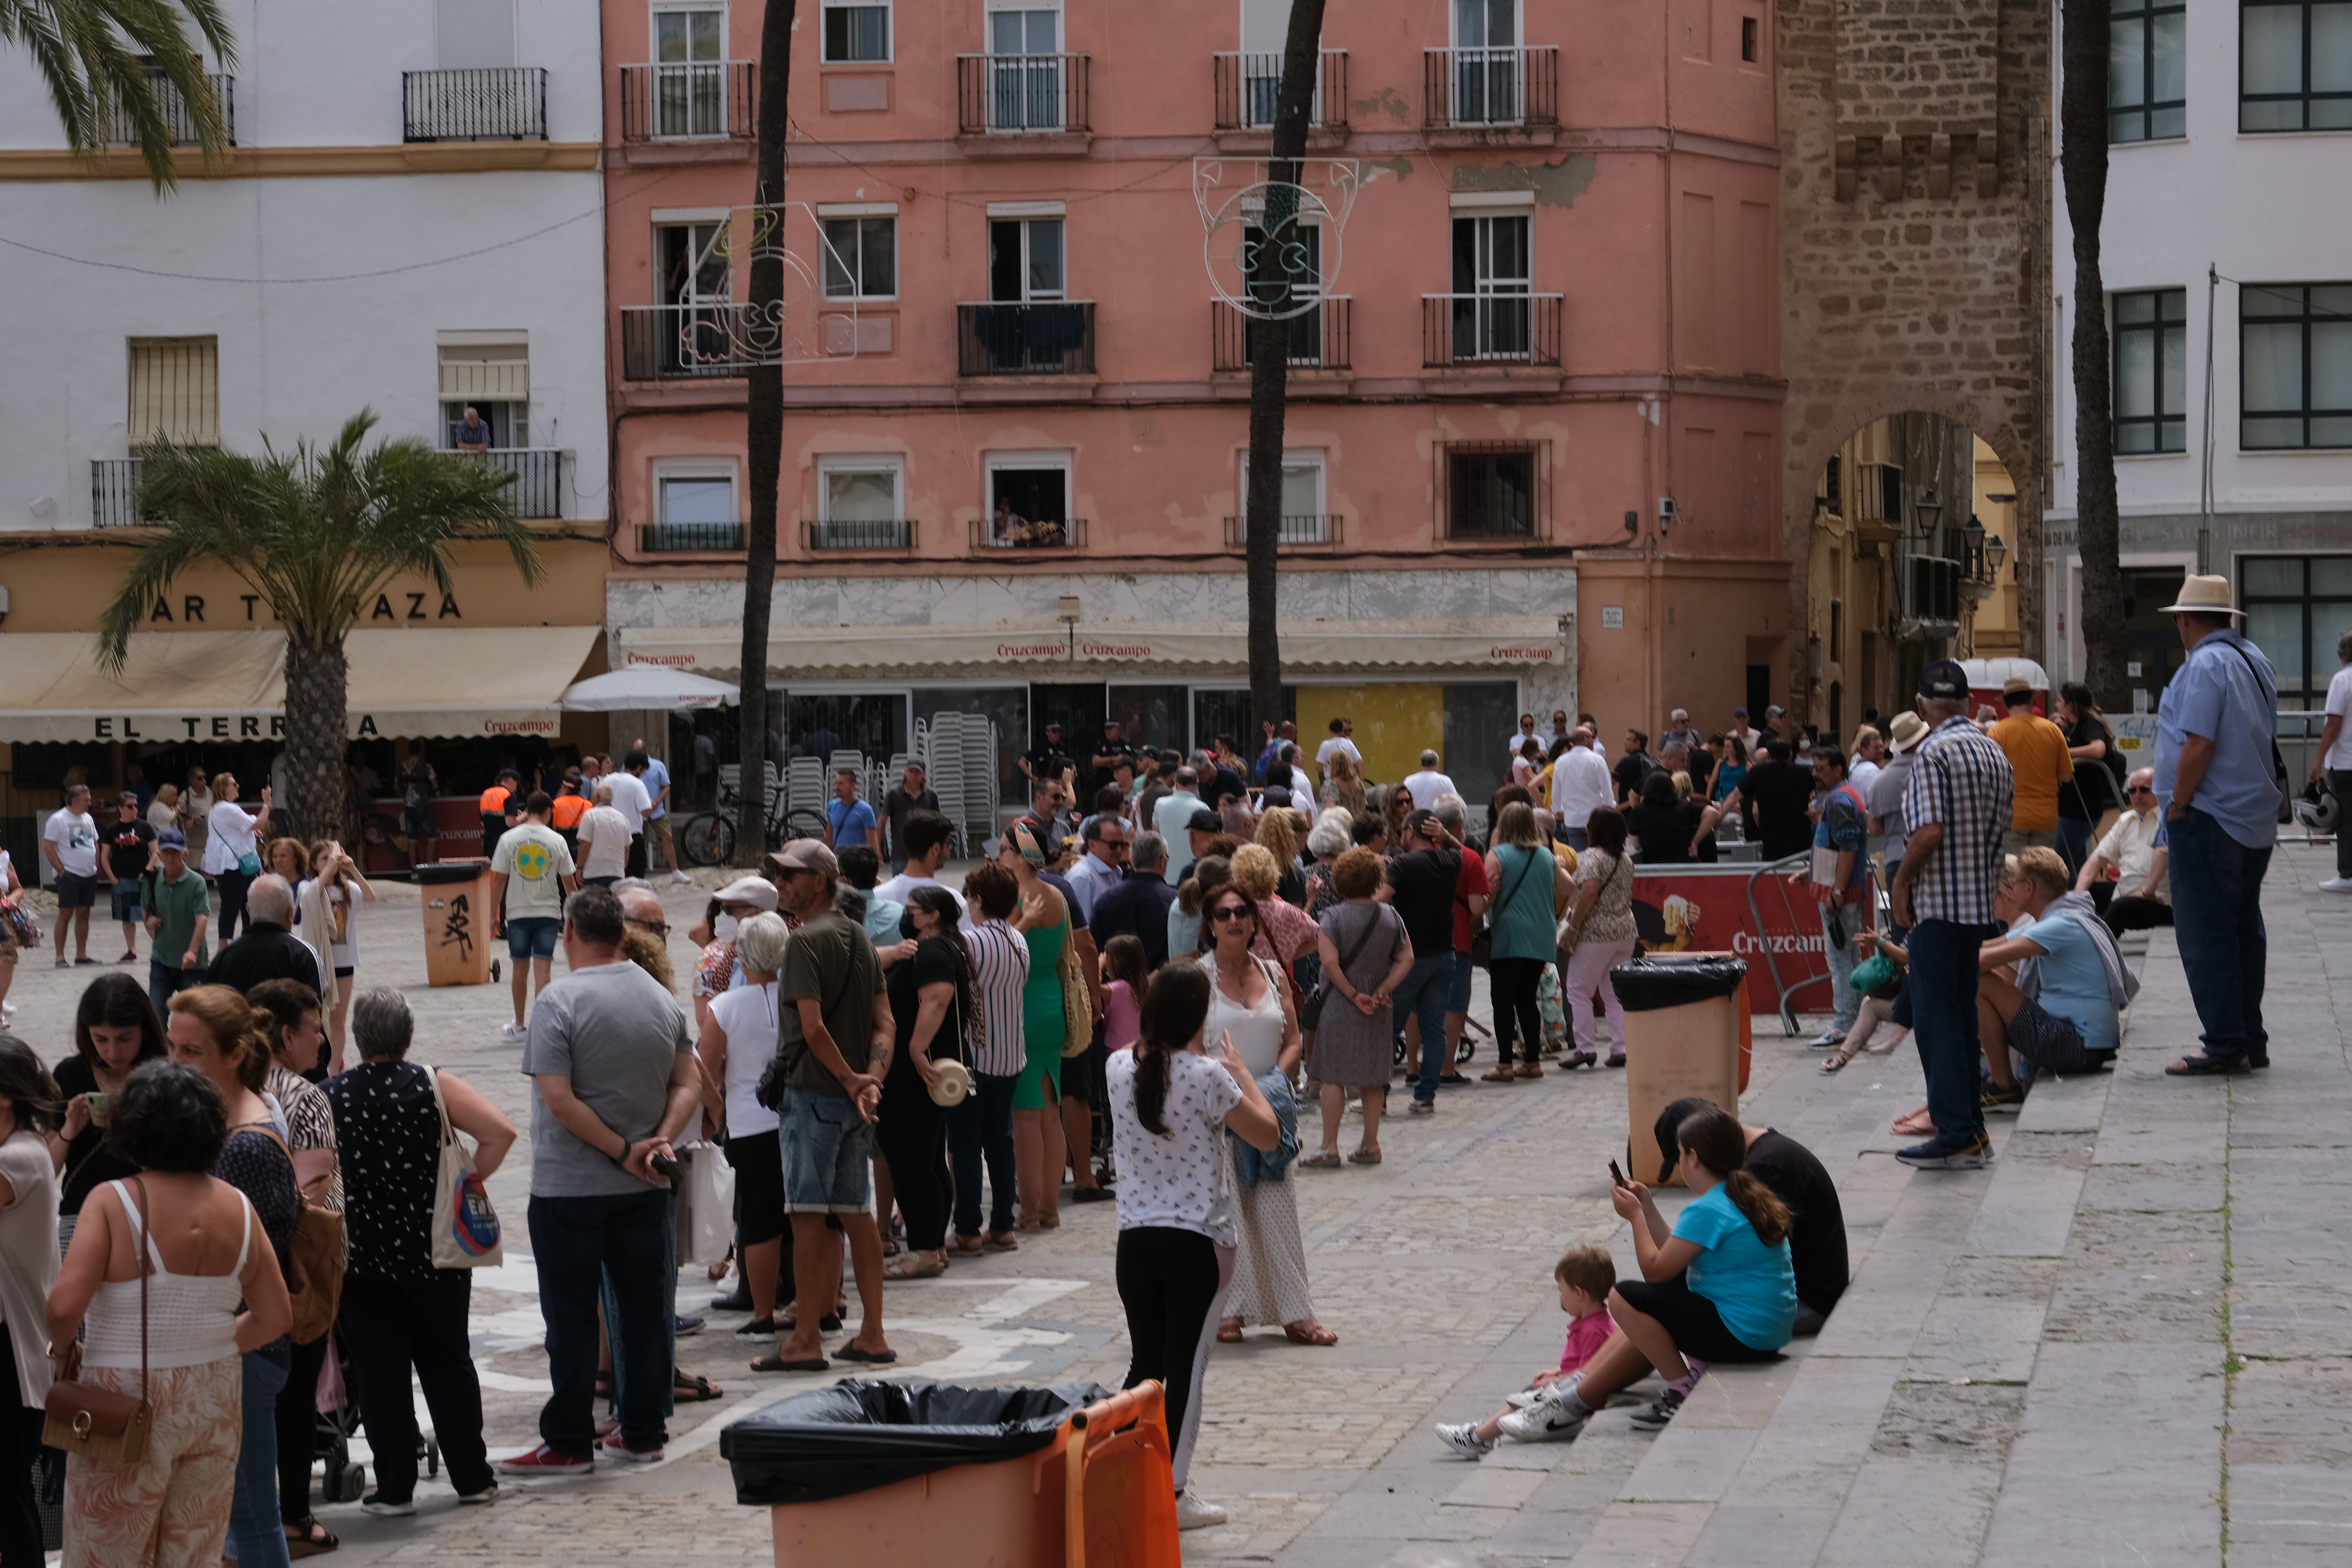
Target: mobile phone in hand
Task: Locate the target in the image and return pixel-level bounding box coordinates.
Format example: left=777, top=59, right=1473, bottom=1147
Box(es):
left=650, top=1152, right=679, bottom=1179
left=1608, top=1159, right=1626, bottom=1187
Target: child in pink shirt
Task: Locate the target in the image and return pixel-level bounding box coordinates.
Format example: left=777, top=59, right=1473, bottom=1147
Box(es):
left=1435, top=1246, right=1617, bottom=1457
left=1099, top=935, right=1146, bottom=1051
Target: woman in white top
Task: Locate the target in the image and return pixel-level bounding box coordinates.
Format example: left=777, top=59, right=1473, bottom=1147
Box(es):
left=200, top=772, right=274, bottom=943
left=697, top=912, right=789, bottom=1338
left=146, top=783, right=182, bottom=839
left=303, top=840, right=375, bottom=1072
left=1194, top=884, right=1336, bottom=1348
left=45, top=1059, right=291, bottom=1568
left=0, top=1036, right=62, bottom=1567
left=179, top=770, right=214, bottom=864
left=1107, top=963, right=1277, bottom=1533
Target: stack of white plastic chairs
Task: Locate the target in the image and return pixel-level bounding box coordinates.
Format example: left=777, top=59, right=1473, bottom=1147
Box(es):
left=785, top=757, right=826, bottom=822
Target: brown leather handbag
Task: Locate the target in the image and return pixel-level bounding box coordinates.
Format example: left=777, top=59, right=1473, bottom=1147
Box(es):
left=43, top=1177, right=155, bottom=1464
left=248, top=1125, right=346, bottom=1345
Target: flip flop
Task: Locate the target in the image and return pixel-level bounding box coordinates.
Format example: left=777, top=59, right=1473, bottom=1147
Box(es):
left=949, top=1234, right=987, bottom=1254
left=883, top=1254, right=946, bottom=1280
left=1347, top=1147, right=1382, bottom=1165
left=834, top=1345, right=897, bottom=1364
left=1298, top=1152, right=1344, bottom=1170
left=1217, top=1321, right=1244, bottom=1343
left=1283, top=1322, right=1339, bottom=1347
left=672, top=1371, right=724, bottom=1402
left=751, top=1354, right=832, bottom=1373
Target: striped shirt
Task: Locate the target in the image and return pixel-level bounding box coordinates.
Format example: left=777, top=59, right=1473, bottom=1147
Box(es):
left=965, top=918, right=1034, bottom=1078
left=1900, top=715, right=2015, bottom=925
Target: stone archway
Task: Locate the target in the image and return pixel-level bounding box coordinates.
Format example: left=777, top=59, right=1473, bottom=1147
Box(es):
left=1774, top=0, right=2052, bottom=718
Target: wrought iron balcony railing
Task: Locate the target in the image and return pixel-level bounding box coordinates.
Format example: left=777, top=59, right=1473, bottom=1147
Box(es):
left=957, top=302, right=1096, bottom=377
left=801, top=518, right=918, bottom=552
left=619, top=61, right=755, bottom=141
left=637, top=521, right=747, bottom=554
left=957, top=54, right=1090, bottom=133
left=91, top=460, right=153, bottom=527
left=460, top=448, right=564, bottom=519
left=1211, top=297, right=1351, bottom=371
left=968, top=516, right=1089, bottom=552
left=1223, top=513, right=1344, bottom=547
left=104, top=74, right=234, bottom=146
left=1421, top=294, right=1563, bottom=367
left=1423, top=46, right=1558, bottom=129
left=1212, top=50, right=1347, bottom=131
left=403, top=68, right=548, bottom=142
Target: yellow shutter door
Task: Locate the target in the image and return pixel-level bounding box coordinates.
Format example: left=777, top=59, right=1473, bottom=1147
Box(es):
left=127, top=338, right=220, bottom=446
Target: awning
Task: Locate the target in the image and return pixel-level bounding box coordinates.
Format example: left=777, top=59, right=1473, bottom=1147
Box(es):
left=0, top=627, right=600, bottom=743
left=616, top=617, right=1566, bottom=680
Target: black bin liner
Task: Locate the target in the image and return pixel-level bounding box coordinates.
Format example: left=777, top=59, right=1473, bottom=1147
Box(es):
left=413, top=860, right=489, bottom=885
left=721, top=1378, right=1112, bottom=1506
left=1607, top=957, right=1748, bottom=1012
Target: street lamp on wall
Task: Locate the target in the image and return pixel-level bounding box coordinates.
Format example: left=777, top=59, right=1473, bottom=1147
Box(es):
left=1984, top=533, right=2009, bottom=575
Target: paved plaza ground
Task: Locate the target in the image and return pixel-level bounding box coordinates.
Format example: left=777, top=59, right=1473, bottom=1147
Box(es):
left=9, top=845, right=2349, bottom=1566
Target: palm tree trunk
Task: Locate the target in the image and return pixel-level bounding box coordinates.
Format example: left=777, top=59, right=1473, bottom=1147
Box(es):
left=737, top=0, right=796, bottom=867
left=282, top=633, right=349, bottom=848
left=2062, top=0, right=2126, bottom=708
left=1243, top=0, right=1328, bottom=737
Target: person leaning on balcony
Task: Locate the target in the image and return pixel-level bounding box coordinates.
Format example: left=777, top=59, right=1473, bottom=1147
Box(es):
left=455, top=406, right=493, bottom=453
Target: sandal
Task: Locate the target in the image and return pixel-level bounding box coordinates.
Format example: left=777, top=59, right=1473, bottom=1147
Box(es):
left=1347, top=1147, right=1382, bottom=1165
left=1216, top=1321, right=1244, bottom=1343
left=1517, top=1064, right=1544, bottom=1080
left=674, top=1370, right=724, bottom=1402
left=1821, top=1043, right=1861, bottom=1074
left=949, top=1233, right=987, bottom=1254
left=1298, top=1151, right=1344, bottom=1170
left=1479, top=1068, right=1518, bottom=1084
left=285, top=1517, right=339, bottom=1557
left=750, top=1354, right=832, bottom=1373
left=883, top=1253, right=947, bottom=1280
left=1283, top=1321, right=1339, bottom=1347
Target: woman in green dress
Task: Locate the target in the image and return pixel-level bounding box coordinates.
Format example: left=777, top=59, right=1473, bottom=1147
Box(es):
left=1001, top=821, right=1070, bottom=1231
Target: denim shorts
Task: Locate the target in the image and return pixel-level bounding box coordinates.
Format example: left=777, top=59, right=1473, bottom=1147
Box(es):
left=110, top=878, right=143, bottom=922
left=505, top=915, right=560, bottom=961
left=1449, top=948, right=1475, bottom=1012
left=778, top=1086, right=876, bottom=1213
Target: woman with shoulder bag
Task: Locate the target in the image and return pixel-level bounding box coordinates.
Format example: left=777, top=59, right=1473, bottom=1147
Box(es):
left=875, top=888, right=974, bottom=1282
left=1482, top=804, right=1578, bottom=1082
left=1298, top=849, right=1412, bottom=1169
left=322, top=989, right=510, bottom=1514
left=1559, top=808, right=1639, bottom=1069
left=46, top=1058, right=291, bottom=1568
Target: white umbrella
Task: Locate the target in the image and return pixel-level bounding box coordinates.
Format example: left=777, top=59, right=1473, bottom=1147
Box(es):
left=560, top=666, right=738, bottom=712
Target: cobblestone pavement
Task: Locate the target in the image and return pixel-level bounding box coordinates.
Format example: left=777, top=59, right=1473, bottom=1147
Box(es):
left=10, top=846, right=2347, bottom=1565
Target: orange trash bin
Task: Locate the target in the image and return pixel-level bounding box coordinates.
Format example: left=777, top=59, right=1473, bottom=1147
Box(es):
left=416, top=859, right=496, bottom=987
left=724, top=1380, right=1181, bottom=1568
left=1610, top=956, right=1750, bottom=1189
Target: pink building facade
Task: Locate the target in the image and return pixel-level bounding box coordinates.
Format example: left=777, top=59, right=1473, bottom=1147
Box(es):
left=601, top=0, right=1788, bottom=803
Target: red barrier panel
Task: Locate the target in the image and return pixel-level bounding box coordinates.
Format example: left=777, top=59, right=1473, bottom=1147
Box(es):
left=1626, top=859, right=1866, bottom=1035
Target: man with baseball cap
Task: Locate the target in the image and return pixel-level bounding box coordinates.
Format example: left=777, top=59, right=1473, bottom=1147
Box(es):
left=143, top=826, right=211, bottom=1017
left=1889, top=658, right=2014, bottom=1169
left=2153, top=575, right=2283, bottom=1077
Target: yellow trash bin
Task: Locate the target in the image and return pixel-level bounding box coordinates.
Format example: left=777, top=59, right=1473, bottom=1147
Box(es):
left=1611, top=957, right=1749, bottom=1189
left=416, top=859, right=496, bottom=987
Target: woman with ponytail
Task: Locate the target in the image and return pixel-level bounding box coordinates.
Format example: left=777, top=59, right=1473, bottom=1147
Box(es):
left=1107, top=964, right=1279, bottom=1533
left=1488, top=1106, right=1796, bottom=1447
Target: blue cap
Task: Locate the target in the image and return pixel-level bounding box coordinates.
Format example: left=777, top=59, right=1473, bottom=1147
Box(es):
left=157, top=827, right=187, bottom=850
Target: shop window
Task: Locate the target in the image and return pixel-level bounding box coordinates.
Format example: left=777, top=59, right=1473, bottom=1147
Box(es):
left=1439, top=681, right=1519, bottom=813
left=911, top=686, right=1027, bottom=808
left=1108, top=686, right=1190, bottom=758
left=2241, top=0, right=2352, bottom=132
left=822, top=0, right=890, bottom=60
left=2112, top=0, right=2186, bottom=142
left=2113, top=288, right=2188, bottom=454
left=821, top=214, right=897, bottom=299
left=128, top=336, right=219, bottom=446
left=2242, top=282, right=2352, bottom=449
left=778, top=691, right=908, bottom=763
left=2240, top=555, right=2352, bottom=709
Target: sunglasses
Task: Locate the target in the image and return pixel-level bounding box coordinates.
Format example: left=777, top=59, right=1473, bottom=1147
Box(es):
left=1210, top=905, right=1253, bottom=923
left=2127, top=786, right=2155, bottom=796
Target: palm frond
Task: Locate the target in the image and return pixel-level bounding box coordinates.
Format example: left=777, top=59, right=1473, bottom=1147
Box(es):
left=0, top=0, right=234, bottom=190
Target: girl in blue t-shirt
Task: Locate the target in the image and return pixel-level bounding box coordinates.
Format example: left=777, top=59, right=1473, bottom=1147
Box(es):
left=1505, top=1106, right=1797, bottom=1441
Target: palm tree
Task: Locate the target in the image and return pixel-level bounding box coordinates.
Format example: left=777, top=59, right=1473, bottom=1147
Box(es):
left=98, top=410, right=543, bottom=841
left=2, top=0, right=237, bottom=189
left=2061, top=0, right=2126, bottom=706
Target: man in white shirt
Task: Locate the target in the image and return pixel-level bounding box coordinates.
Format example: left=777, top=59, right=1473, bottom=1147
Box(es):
left=1152, top=768, right=1204, bottom=885
left=576, top=783, right=635, bottom=888
left=1063, top=816, right=1129, bottom=922
left=606, top=757, right=654, bottom=878
left=2076, top=766, right=2172, bottom=935
left=1550, top=727, right=1617, bottom=850
left=1502, top=713, right=1548, bottom=772
left=1402, top=750, right=1456, bottom=811
left=1730, top=706, right=1762, bottom=753
left=1848, top=726, right=1887, bottom=795
left=43, top=783, right=101, bottom=966
left=873, top=810, right=971, bottom=926
left=2316, top=627, right=2352, bottom=893
left=1314, top=717, right=1362, bottom=786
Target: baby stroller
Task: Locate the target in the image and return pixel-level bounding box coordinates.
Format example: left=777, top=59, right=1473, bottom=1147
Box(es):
left=315, top=1331, right=438, bottom=1504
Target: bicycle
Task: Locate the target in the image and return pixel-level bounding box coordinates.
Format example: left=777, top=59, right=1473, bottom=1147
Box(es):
left=676, top=802, right=830, bottom=867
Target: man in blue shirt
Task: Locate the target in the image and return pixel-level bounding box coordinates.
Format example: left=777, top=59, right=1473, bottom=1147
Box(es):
left=628, top=741, right=687, bottom=885
left=826, top=768, right=878, bottom=851
left=1973, top=847, right=2128, bottom=1109
left=2151, top=576, right=2283, bottom=1076
left=1799, top=749, right=1871, bottom=1049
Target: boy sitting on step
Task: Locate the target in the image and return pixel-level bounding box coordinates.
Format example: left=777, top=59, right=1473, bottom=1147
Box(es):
left=1435, top=1245, right=1616, bottom=1458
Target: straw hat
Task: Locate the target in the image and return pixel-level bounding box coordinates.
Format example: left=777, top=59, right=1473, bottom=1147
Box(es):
left=2158, top=574, right=2245, bottom=617
left=1885, top=712, right=1929, bottom=752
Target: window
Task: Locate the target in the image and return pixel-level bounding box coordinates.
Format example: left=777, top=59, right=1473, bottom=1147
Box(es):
left=2113, top=288, right=2187, bottom=453
left=653, top=7, right=727, bottom=137
left=653, top=220, right=733, bottom=377
left=2242, top=283, right=2352, bottom=449
left=821, top=0, right=890, bottom=61
left=1741, top=15, right=1759, bottom=62
left=1236, top=449, right=1328, bottom=542
left=645, top=462, right=742, bottom=551
left=2111, top=0, right=2186, bottom=141
left=2242, top=1, right=2352, bottom=132
left=1440, top=441, right=1544, bottom=540
left=438, top=336, right=528, bottom=447
left=821, top=215, right=897, bottom=299
left=1450, top=211, right=1532, bottom=360
left=2240, top=556, right=2352, bottom=708
left=815, top=455, right=907, bottom=548
left=127, top=337, right=219, bottom=446
left=984, top=451, right=1072, bottom=547
left=986, top=2, right=1064, bottom=130
left=1452, top=0, right=1522, bottom=122
left=989, top=217, right=1064, bottom=301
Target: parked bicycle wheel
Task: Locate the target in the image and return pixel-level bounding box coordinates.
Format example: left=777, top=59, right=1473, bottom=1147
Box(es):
left=680, top=812, right=735, bottom=867
left=764, top=807, right=830, bottom=851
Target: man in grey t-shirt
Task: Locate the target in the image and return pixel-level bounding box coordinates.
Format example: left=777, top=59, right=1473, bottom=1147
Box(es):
left=500, top=885, right=698, bottom=1478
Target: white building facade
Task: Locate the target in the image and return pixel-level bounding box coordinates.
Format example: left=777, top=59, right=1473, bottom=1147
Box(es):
left=0, top=0, right=606, bottom=533
left=2047, top=0, right=2352, bottom=715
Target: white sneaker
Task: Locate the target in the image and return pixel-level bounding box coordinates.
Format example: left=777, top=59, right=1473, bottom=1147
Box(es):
left=1434, top=1421, right=1493, bottom=1459
left=2321, top=876, right=2352, bottom=894
left=1174, top=1490, right=1228, bottom=1531
left=1498, top=1396, right=1588, bottom=1443
left=1504, top=1387, right=1543, bottom=1409
left=670, top=870, right=692, bottom=885
left=1808, top=1026, right=1847, bottom=1049
left=499, top=1022, right=528, bottom=1042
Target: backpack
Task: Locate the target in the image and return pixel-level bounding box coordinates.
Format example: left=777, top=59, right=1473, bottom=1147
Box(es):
left=248, top=1125, right=347, bottom=1345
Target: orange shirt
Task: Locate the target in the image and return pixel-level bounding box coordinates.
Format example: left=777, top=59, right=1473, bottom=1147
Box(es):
left=1989, top=713, right=2073, bottom=833
left=549, top=794, right=587, bottom=829
left=479, top=785, right=510, bottom=815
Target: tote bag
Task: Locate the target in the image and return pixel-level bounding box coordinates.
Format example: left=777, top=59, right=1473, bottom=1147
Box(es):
left=674, top=1142, right=735, bottom=1268
left=427, top=1067, right=504, bottom=1269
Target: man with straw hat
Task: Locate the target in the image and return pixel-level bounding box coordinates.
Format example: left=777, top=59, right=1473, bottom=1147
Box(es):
left=2154, top=574, right=2283, bottom=1078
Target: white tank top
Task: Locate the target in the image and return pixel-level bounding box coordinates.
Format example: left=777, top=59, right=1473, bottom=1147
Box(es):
left=82, top=1180, right=251, bottom=1370
left=1203, top=957, right=1288, bottom=1078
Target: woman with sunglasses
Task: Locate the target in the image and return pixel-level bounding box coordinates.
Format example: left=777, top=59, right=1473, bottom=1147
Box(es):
left=999, top=823, right=1071, bottom=1232
left=1196, top=884, right=1337, bottom=1348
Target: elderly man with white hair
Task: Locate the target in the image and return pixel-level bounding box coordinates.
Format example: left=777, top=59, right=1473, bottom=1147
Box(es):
left=576, top=781, right=635, bottom=888
left=2075, top=766, right=2172, bottom=937
left=204, top=871, right=327, bottom=1018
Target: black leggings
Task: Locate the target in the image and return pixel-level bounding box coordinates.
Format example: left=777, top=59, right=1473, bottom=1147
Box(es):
left=1115, top=1226, right=1230, bottom=1495
left=0, top=1321, right=42, bottom=1568
left=276, top=1332, right=329, bottom=1523
left=216, top=867, right=253, bottom=943
left=875, top=1073, right=951, bottom=1252
left=1489, top=957, right=1547, bottom=1066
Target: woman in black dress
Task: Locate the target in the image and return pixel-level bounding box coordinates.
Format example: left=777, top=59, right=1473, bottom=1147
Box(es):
left=877, top=887, right=974, bottom=1280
